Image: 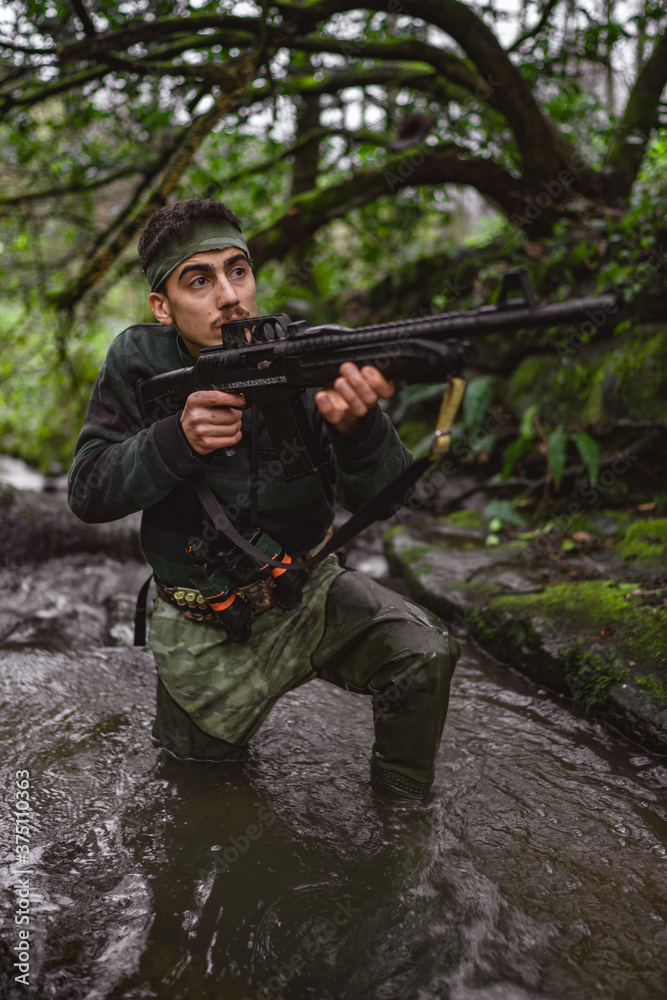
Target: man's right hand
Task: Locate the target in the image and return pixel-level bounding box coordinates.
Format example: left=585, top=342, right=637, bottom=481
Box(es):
left=179, top=390, right=246, bottom=455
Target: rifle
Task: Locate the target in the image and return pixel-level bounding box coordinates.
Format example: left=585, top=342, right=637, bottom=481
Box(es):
left=137, top=269, right=621, bottom=481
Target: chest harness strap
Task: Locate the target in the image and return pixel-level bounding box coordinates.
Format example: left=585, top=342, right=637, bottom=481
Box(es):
left=134, top=377, right=466, bottom=645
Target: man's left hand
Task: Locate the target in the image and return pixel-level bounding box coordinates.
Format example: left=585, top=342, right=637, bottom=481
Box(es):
left=315, top=363, right=394, bottom=437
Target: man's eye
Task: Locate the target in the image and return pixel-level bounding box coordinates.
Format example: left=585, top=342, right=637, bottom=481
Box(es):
left=231, top=266, right=247, bottom=278
left=191, top=275, right=207, bottom=287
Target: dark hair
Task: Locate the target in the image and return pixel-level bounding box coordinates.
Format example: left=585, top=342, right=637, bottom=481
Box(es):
left=138, top=198, right=244, bottom=275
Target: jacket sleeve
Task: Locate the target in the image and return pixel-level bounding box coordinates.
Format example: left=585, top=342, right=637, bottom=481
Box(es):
left=67, top=332, right=208, bottom=523
left=316, top=402, right=414, bottom=513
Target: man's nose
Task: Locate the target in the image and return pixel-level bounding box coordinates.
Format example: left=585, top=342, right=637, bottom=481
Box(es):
left=215, top=275, right=239, bottom=306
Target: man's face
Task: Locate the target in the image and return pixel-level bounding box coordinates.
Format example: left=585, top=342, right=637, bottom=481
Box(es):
left=148, top=247, right=257, bottom=357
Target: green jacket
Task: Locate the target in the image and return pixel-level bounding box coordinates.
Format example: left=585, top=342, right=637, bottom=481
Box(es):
left=68, top=323, right=412, bottom=586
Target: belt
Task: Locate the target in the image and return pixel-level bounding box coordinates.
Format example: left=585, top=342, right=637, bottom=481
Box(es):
left=156, top=527, right=334, bottom=625
left=155, top=576, right=278, bottom=622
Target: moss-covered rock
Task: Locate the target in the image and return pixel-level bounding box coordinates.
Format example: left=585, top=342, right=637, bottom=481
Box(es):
left=618, top=518, right=667, bottom=573
left=603, top=327, right=667, bottom=422
left=506, top=354, right=563, bottom=418
left=490, top=578, right=667, bottom=682
left=384, top=509, right=667, bottom=753
left=438, top=509, right=486, bottom=533
left=505, top=325, right=667, bottom=426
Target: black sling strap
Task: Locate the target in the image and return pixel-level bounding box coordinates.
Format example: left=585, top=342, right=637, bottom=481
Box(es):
left=191, top=457, right=432, bottom=572
left=133, top=376, right=465, bottom=644
left=134, top=572, right=154, bottom=647
left=133, top=458, right=433, bottom=646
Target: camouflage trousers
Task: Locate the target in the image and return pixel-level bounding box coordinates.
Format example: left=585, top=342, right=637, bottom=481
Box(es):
left=149, top=554, right=460, bottom=797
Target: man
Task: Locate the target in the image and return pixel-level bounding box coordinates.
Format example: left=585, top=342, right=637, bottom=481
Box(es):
left=68, top=197, right=459, bottom=800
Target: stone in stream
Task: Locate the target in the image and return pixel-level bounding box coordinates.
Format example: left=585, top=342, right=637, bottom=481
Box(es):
left=383, top=510, right=667, bottom=753
left=0, top=482, right=142, bottom=567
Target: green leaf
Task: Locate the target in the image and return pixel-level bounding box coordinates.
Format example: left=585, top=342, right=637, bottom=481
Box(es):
left=463, top=375, right=495, bottom=433
left=412, top=430, right=434, bottom=459
left=519, top=404, right=538, bottom=440
left=501, top=435, right=533, bottom=479
left=483, top=498, right=526, bottom=528
left=571, top=431, right=600, bottom=487
left=391, top=383, right=445, bottom=424
left=547, top=425, right=567, bottom=490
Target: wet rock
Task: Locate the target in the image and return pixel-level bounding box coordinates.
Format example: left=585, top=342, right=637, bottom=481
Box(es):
left=0, top=483, right=142, bottom=566
left=0, top=554, right=150, bottom=652
left=0, top=455, right=46, bottom=491
left=384, top=511, right=667, bottom=753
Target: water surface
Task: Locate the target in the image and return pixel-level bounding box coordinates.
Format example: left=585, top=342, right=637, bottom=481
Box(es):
left=1, top=552, right=666, bottom=1000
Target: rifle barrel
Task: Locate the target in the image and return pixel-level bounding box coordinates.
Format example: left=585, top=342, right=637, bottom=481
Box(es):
left=219, top=292, right=621, bottom=365
left=306, top=292, right=620, bottom=343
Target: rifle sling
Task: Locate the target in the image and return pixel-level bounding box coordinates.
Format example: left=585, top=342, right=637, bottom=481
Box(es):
left=134, top=458, right=432, bottom=645
left=134, top=572, right=154, bottom=647
left=191, top=456, right=431, bottom=572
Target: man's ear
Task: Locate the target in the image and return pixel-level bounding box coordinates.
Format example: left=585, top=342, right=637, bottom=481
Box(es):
left=148, top=291, right=174, bottom=326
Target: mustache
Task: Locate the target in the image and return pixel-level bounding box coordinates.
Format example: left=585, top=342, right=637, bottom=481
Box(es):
left=216, top=308, right=251, bottom=326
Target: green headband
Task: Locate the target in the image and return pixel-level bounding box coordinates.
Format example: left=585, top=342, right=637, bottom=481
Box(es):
left=145, top=219, right=252, bottom=292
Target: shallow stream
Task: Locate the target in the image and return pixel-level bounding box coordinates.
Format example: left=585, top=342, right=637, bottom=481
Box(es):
left=1, top=540, right=666, bottom=1000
